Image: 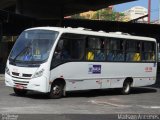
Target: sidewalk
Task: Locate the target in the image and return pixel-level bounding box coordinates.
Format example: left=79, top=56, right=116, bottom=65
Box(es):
left=0, top=74, right=4, bottom=81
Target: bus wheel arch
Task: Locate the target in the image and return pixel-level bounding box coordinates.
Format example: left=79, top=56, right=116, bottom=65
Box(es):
left=49, top=78, right=66, bottom=99
left=122, top=77, right=133, bottom=95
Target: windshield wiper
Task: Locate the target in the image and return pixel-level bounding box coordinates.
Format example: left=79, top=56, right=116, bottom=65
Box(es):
left=13, top=46, right=30, bottom=62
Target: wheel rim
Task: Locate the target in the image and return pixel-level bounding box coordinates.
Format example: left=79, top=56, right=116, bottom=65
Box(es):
left=53, top=85, right=61, bottom=96
left=124, top=83, right=130, bottom=93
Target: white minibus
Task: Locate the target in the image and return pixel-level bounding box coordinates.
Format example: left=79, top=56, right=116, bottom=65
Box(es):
left=5, top=27, right=157, bottom=98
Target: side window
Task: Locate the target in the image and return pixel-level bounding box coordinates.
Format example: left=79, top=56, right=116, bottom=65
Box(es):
left=106, top=38, right=125, bottom=62
left=71, top=39, right=85, bottom=59
left=142, top=42, right=155, bottom=62
left=86, top=36, right=105, bottom=61
left=53, top=39, right=72, bottom=60
left=126, top=40, right=141, bottom=62
left=54, top=35, right=85, bottom=60
left=51, top=33, right=85, bottom=68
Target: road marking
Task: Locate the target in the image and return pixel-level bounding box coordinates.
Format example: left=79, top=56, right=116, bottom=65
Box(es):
left=89, top=100, right=132, bottom=107
left=89, top=100, right=160, bottom=109
left=137, top=105, right=160, bottom=109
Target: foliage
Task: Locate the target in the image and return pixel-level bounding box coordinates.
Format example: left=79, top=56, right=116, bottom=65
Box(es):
left=70, top=8, right=125, bottom=21
left=70, top=14, right=85, bottom=19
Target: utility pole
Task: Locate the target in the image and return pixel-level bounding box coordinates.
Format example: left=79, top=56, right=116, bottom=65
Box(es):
left=159, top=0, right=160, bottom=23
left=148, top=0, right=151, bottom=24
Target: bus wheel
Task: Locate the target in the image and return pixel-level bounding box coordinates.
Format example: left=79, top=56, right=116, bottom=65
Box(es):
left=13, top=88, right=27, bottom=96
left=49, top=82, right=64, bottom=99
left=122, top=81, right=131, bottom=95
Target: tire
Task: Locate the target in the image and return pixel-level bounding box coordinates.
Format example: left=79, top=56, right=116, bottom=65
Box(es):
left=121, top=81, right=131, bottom=95
left=13, top=88, right=27, bottom=96
left=49, top=82, right=64, bottom=99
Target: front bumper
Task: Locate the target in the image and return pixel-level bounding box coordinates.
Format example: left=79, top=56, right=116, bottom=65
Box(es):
left=5, top=73, right=48, bottom=93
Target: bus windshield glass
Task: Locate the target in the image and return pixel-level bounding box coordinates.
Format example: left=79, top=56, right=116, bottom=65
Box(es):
left=9, top=29, right=59, bottom=63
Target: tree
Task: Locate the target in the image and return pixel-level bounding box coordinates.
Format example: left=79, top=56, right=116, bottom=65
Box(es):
left=70, top=7, right=125, bottom=21
left=70, top=14, right=85, bottom=19
left=91, top=8, right=125, bottom=21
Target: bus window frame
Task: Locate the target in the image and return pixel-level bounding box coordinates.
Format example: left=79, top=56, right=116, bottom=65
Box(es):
left=141, top=41, right=156, bottom=62
left=85, top=36, right=105, bottom=61
left=50, top=33, right=86, bottom=69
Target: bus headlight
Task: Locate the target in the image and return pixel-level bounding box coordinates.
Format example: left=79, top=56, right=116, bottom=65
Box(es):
left=33, top=69, right=44, bottom=78
left=5, top=66, right=10, bottom=75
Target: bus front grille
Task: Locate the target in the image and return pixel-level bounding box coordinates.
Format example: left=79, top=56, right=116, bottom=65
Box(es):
left=12, top=73, right=32, bottom=78
left=12, top=72, right=19, bottom=76
left=13, top=80, right=29, bottom=88
left=22, top=74, right=32, bottom=77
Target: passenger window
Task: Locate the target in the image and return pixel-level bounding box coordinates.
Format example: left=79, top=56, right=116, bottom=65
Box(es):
left=53, top=39, right=70, bottom=60
left=51, top=33, right=85, bottom=68
left=55, top=39, right=85, bottom=60
left=106, top=38, right=125, bottom=62
left=86, top=37, right=105, bottom=61
left=126, top=41, right=141, bottom=62
left=142, top=42, right=155, bottom=62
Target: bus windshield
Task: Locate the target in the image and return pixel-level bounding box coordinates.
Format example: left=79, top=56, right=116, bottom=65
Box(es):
left=9, top=29, right=59, bottom=63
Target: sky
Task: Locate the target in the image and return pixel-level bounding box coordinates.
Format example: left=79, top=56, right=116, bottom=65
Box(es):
left=114, top=0, right=159, bottom=21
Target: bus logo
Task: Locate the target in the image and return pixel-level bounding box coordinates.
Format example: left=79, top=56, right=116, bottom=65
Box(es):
left=88, top=65, right=101, bottom=74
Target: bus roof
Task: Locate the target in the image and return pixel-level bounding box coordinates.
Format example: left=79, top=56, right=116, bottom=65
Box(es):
left=26, top=27, right=156, bottom=42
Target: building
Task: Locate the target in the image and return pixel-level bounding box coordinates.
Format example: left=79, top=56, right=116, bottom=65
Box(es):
left=123, top=6, right=148, bottom=23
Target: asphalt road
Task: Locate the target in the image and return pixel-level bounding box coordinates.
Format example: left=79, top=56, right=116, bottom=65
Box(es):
left=0, top=78, right=160, bottom=120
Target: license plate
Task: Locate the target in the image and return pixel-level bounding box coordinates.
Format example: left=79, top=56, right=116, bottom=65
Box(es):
left=15, top=84, right=24, bottom=89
